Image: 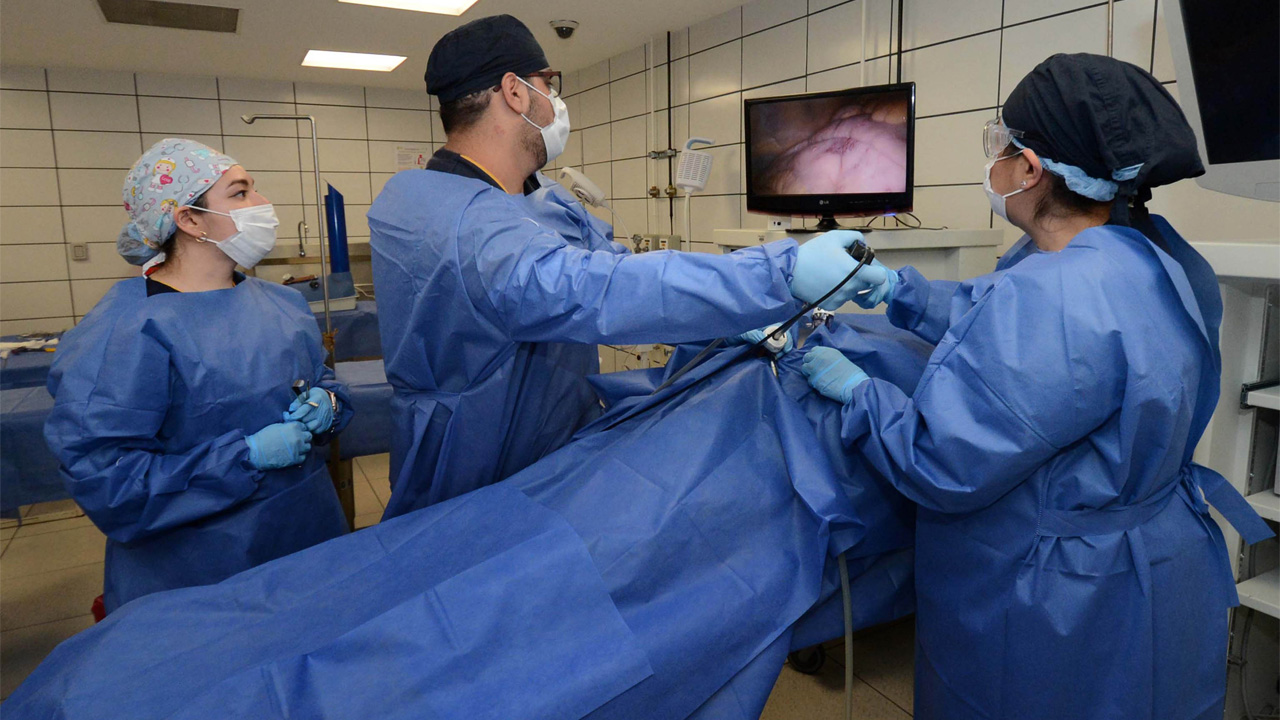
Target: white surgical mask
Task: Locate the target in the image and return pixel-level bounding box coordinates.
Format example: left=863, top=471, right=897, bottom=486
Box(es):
left=983, top=152, right=1027, bottom=221
left=191, top=203, right=279, bottom=268
left=517, top=77, right=570, bottom=163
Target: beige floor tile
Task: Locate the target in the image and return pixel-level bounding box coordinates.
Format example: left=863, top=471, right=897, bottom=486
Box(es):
left=354, top=477, right=383, bottom=515
left=1, top=563, right=102, bottom=632
left=355, top=453, right=390, bottom=481
left=1, top=527, right=17, bottom=542
left=350, top=457, right=369, bottom=483
left=0, top=525, right=105, bottom=581
left=0, top=537, right=11, bottom=558
left=12, top=514, right=95, bottom=539
left=368, top=475, right=392, bottom=508
left=841, top=617, right=916, bottom=714
left=762, top=662, right=912, bottom=720
left=0, top=614, right=95, bottom=699
left=23, top=499, right=81, bottom=519
left=353, top=512, right=382, bottom=530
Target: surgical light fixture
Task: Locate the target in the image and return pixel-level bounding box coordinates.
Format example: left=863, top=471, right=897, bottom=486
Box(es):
left=301, top=50, right=407, bottom=72
left=337, top=0, right=479, bottom=15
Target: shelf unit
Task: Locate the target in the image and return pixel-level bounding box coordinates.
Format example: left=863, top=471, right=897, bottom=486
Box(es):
left=1237, top=569, right=1280, bottom=619
left=1246, top=492, right=1280, bottom=524
left=1194, top=240, right=1279, bottom=717
left=1245, top=385, right=1280, bottom=411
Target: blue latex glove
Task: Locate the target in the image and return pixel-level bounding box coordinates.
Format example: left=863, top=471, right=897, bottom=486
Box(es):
left=789, top=230, right=862, bottom=310
left=284, top=387, right=335, bottom=434
left=801, top=346, right=869, bottom=404
left=853, top=259, right=900, bottom=309
left=245, top=422, right=312, bottom=470
left=730, top=326, right=795, bottom=357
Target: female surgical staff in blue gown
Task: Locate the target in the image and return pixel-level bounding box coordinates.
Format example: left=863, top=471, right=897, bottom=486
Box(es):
left=801, top=54, right=1274, bottom=719
left=45, top=139, right=353, bottom=614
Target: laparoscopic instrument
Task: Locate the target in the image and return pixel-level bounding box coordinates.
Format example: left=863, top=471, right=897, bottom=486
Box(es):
left=647, top=237, right=877, bottom=397
left=292, top=379, right=319, bottom=408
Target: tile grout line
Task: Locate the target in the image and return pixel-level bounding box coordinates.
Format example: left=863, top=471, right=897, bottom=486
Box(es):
left=1, top=558, right=104, bottom=582
left=0, top=612, right=95, bottom=638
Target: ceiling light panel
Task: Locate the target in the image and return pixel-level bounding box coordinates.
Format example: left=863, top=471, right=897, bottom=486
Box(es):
left=337, top=0, right=479, bottom=16
left=302, top=50, right=407, bottom=72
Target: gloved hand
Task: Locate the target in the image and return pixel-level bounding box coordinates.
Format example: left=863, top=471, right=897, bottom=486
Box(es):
left=730, top=325, right=795, bottom=357
left=245, top=422, right=312, bottom=470
left=789, top=230, right=865, bottom=310
left=801, top=346, right=869, bottom=404
left=852, top=259, right=899, bottom=309
left=283, top=387, right=335, bottom=434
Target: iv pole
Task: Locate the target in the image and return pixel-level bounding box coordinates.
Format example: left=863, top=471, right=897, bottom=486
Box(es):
left=238, top=113, right=353, bottom=529
left=240, top=114, right=336, bottom=365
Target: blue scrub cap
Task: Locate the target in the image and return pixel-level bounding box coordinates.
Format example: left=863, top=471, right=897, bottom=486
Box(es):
left=1011, top=137, right=1143, bottom=202
left=118, top=138, right=238, bottom=266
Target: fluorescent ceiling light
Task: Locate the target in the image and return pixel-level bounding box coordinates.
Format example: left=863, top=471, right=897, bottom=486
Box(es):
left=302, top=50, right=407, bottom=72
left=337, top=0, right=479, bottom=15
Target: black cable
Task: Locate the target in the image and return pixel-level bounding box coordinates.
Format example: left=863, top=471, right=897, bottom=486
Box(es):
left=650, top=242, right=876, bottom=395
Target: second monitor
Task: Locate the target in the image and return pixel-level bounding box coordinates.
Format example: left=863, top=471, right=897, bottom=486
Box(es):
left=744, top=82, right=915, bottom=228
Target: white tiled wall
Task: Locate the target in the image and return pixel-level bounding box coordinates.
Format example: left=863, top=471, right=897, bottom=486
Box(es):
left=0, top=67, right=441, bottom=334
left=559, top=0, right=1278, bottom=252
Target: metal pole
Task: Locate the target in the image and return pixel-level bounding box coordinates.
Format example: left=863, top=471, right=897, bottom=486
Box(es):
left=1107, top=0, right=1115, bottom=56
left=239, top=113, right=351, bottom=528
left=860, top=0, right=868, bottom=86
left=239, top=114, right=335, bottom=359
left=304, top=117, right=334, bottom=339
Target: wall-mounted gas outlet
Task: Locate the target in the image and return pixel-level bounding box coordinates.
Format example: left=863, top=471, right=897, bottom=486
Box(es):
left=637, top=234, right=681, bottom=253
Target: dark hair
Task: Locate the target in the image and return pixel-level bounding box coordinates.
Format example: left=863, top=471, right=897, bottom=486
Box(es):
left=1033, top=169, right=1110, bottom=223
left=158, top=191, right=209, bottom=258
left=439, top=87, right=495, bottom=135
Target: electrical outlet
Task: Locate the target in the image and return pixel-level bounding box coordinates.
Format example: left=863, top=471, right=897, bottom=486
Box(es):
left=71, top=244, right=89, bottom=261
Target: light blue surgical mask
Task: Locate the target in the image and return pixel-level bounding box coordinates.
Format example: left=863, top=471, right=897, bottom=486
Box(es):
left=190, top=203, right=279, bottom=268
left=517, top=77, right=570, bottom=163
left=983, top=152, right=1027, bottom=221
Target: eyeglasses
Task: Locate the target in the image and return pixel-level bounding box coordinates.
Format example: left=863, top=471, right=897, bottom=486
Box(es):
left=983, top=117, right=1026, bottom=158
left=525, top=70, right=562, bottom=96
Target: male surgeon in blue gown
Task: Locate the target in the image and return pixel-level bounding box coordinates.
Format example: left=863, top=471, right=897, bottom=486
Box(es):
left=800, top=54, right=1274, bottom=720
left=369, top=15, right=873, bottom=518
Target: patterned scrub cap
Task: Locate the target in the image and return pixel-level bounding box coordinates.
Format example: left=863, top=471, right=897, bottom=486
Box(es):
left=117, top=138, right=238, bottom=266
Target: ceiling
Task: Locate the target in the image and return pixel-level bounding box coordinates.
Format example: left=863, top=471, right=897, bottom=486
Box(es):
left=1, top=0, right=746, bottom=89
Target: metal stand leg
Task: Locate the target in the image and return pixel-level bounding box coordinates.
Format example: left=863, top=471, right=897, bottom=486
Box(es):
left=327, top=438, right=355, bottom=531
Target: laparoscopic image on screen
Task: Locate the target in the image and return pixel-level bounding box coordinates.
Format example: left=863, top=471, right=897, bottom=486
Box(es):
left=749, top=91, right=909, bottom=196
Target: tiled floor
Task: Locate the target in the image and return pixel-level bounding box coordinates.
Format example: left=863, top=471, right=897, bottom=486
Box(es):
left=0, top=453, right=917, bottom=717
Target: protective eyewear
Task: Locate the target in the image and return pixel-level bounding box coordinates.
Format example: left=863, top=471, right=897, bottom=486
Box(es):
left=983, top=117, right=1026, bottom=158
left=525, top=70, right=562, bottom=96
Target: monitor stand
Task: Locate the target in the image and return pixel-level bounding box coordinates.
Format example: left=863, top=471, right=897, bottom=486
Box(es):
left=814, top=214, right=843, bottom=231
left=795, top=214, right=865, bottom=233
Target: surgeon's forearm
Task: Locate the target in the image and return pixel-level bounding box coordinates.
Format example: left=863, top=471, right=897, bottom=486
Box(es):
left=500, top=240, right=802, bottom=345
left=838, top=375, right=1052, bottom=515
left=61, top=430, right=263, bottom=543
left=315, top=366, right=355, bottom=435
left=884, top=267, right=960, bottom=345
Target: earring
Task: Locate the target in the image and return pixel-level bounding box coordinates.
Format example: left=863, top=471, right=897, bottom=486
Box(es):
left=1020, top=181, right=1027, bottom=186
left=197, top=232, right=209, bottom=243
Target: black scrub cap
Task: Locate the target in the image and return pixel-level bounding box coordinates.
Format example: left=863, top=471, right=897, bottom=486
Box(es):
left=1002, top=53, right=1204, bottom=221
left=426, top=14, right=549, bottom=103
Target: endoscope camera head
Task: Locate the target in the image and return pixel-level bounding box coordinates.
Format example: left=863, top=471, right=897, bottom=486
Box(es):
left=848, top=239, right=874, bottom=264
left=551, top=20, right=578, bottom=39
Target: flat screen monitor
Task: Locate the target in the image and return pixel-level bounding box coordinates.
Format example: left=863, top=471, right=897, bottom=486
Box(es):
left=744, top=82, right=915, bottom=227
left=1164, top=0, right=1279, bottom=202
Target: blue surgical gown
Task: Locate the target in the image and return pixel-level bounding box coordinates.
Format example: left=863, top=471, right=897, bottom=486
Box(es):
left=45, top=276, right=354, bottom=613
left=368, top=171, right=800, bottom=518
left=839, top=218, right=1272, bottom=720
